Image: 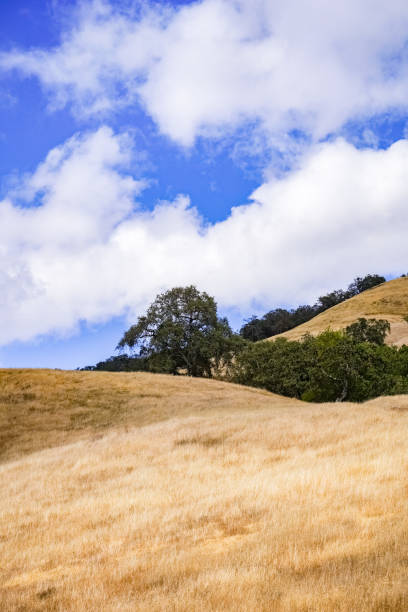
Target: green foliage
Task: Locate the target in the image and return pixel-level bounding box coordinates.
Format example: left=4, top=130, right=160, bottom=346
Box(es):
left=315, top=290, right=348, bottom=311
left=345, top=318, right=390, bottom=345
left=232, top=337, right=314, bottom=398
left=232, top=323, right=408, bottom=402
left=81, top=354, right=150, bottom=371
left=240, top=305, right=317, bottom=341
left=117, top=286, right=244, bottom=377
left=302, top=330, right=400, bottom=402
left=347, top=274, right=386, bottom=294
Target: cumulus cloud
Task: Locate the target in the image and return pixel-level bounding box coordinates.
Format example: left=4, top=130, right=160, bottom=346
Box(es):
left=2, top=0, right=408, bottom=147
left=2, top=0, right=408, bottom=346
left=0, top=127, right=144, bottom=342
left=1, top=128, right=408, bottom=344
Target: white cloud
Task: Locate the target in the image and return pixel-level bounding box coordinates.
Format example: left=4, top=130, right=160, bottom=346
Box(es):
left=1, top=128, right=408, bottom=344
left=0, top=127, right=144, bottom=341
left=2, top=0, right=408, bottom=148
left=2, top=0, right=408, bottom=344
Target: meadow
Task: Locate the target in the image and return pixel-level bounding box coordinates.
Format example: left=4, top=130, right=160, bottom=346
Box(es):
left=1, top=370, right=408, bottom=610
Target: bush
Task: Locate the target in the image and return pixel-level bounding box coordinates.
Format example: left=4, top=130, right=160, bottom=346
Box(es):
left=232, top=337, right=313, bottom=398
left=345, top=318, right=390, bottom=345
left=232, top=324, right=408, bottom=402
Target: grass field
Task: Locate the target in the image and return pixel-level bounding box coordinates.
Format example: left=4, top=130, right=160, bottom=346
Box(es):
left=1, top=370, right=408, bottom=611
left=272, top=277, right=408, bottom=345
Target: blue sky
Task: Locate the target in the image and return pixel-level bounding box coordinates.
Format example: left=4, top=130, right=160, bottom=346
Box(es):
left=1, top=0, right=408, bottom=368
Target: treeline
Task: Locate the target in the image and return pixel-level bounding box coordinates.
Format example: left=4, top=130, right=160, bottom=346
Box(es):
left=233, top=319, right=408, bottom=402
left=82, top=279, right=408, bottom=403
left=239, top=274, right=386, bottom=341
left=82, top=354, right=150, bottom=372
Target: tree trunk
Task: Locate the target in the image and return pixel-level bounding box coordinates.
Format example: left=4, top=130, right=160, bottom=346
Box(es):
left=336, top=378, right=348, bottom=402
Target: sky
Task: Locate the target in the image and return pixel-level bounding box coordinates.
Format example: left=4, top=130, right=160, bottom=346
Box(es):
left=1, top=0, right=408, bottom=369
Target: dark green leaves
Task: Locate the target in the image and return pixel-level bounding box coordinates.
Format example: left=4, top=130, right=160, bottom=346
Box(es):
left=345, top=318, right=390, bottom=345
left=233, top=323, right=408, bottom=402
left=117, top=286, right=244, bottom=377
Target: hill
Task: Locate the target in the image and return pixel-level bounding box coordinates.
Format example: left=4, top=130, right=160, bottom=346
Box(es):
left=2, top=370, right=408, bottom=610
left=0, top=369, right=289, bottom=464
left=271, top=276, right=408, bottom=345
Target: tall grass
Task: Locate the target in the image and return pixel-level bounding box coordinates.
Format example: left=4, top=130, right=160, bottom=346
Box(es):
left=1, top=371, right=408, bottom=610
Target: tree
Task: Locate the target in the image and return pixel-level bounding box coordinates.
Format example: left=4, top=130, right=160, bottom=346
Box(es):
left=315, top=289, right=349, bottom=312
left=347, top=274, right=385, bottom=296
left=240, top=305, right=318, bottom=341
left=240, top=315, right=266, bottom=342
left=80, top=354, right=150, bottom=372
left=117, top=286, right=242, bottom=377
left=345, top=318, right=390, bottom=345
left=232, top=328, right=407, bottom=403
left=302, top=331, right=367, bottom=402
left=232, top=337, right=313, bottom=398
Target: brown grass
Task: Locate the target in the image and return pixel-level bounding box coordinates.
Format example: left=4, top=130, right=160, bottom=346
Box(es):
left=272, top=276, right=408, bottom=345
left=1, top=370, right=408, bottom=610
left=0, top=369, right=285, bottom=463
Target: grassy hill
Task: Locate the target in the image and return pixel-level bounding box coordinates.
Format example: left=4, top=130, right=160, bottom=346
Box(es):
left=2, top=370, right=408, bottom=610
left=271, top=276, right=408, bottom=345
left=0, top=369, right=289, bottom=464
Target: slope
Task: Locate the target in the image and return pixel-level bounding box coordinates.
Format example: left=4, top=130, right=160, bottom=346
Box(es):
left=0, top=368, right=294, bottom=464
left=270, top=276, right=408, bottom=345
left=1, top=370, right=408, bottom=610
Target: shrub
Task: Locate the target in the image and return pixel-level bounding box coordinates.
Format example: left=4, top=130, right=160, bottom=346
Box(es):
left=345, top=318, right=390, bottom=345
left=232, top=328, right=408, bottom=402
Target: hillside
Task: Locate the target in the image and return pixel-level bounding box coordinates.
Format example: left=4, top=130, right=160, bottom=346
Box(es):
left=271, top=276, right=408, bottom=345
left=2, top=370, right=408, bottom=610
left=0, top=369, right=289, bottom=464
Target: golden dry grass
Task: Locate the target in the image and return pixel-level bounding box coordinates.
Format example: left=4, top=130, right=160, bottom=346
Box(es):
left=0, top=369, right=286, bottom=463
left=1, top=370, right=408, bottom=611
left=272, top=277, right=408, bottom=345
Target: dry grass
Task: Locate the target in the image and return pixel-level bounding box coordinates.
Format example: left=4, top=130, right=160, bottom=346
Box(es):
left=1, top=371, right=408, bottom=610
left=0, top=369, right=285, bottom=463
left=272, top=277, right=408, bottom=345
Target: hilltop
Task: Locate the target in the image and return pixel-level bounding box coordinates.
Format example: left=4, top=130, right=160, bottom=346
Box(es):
left=2, top=369, right=408, bottom=610
left=270, top=276, right=408, bottom=345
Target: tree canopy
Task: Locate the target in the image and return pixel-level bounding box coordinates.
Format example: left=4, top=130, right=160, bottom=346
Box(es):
left=345, top=317, right=390, bottom=345
left=232, top=320, right=408, bottom=403
left=117, top=285, right=243, bottom=377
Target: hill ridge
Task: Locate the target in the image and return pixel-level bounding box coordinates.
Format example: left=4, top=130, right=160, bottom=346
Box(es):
left=269, top=276, right=408, bottom=345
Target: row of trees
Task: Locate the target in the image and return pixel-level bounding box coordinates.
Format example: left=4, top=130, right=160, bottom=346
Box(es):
left=239, top=274, right=386, bottom=341
left=232, top=320, right=408, bottom=403
left=84, top=282, right=408, bottom=403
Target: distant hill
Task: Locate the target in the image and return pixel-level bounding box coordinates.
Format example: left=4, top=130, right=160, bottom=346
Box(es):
left=270, top=276, right=408, bottom=345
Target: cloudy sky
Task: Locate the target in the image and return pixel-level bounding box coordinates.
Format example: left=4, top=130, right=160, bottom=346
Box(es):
left=1, top=0, right=408, bottom=368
